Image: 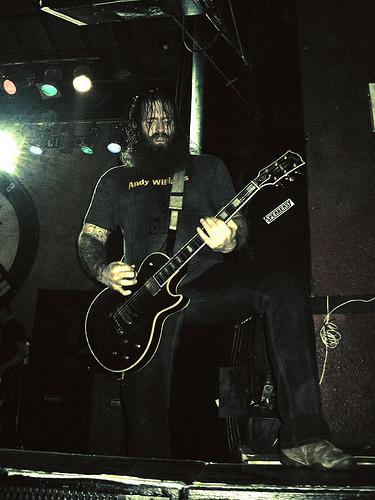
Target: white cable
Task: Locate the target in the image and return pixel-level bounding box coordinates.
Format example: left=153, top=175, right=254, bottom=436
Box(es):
left=319, top=295, right=375, bottom=385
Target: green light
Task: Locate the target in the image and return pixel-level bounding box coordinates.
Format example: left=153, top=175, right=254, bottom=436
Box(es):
left=80, top=145, right=94, bottom=155
left=40, top=84, right=58, bottom=97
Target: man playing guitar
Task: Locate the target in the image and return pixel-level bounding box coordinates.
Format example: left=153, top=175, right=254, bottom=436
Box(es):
left=78, top=89, right=355, bottom=469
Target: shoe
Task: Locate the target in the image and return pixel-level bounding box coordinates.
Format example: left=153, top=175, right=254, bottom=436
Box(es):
left=280, top=440, right=357, bottom=469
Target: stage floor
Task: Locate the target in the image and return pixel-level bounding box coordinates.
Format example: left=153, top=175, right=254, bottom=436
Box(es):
left=0, top=448, right=375, bottom=499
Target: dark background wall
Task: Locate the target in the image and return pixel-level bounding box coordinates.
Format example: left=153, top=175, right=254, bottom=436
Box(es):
left=296, top=0, right=375, bottom=453
left=297, top=0, right=375, bottom=296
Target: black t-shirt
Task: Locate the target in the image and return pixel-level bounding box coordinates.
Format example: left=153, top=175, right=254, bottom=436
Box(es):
left=84, top=154, right=236, bottom=282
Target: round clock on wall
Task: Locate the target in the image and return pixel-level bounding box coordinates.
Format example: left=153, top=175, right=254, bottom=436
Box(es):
left=0, top=173, right=39, bottom=299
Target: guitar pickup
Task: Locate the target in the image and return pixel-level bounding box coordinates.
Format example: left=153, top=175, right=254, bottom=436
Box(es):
left=121, top=306, right=138, bottom=326
left=111, top=307, right=136, bottom=330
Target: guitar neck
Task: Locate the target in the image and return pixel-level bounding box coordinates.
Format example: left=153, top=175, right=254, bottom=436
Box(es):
left=150, top=150, right=304, bottom=288
left=152, top=180, right=260, bottom=287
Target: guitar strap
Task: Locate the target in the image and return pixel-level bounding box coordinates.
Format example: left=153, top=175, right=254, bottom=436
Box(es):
left=166, top=168, right=186, bottom=255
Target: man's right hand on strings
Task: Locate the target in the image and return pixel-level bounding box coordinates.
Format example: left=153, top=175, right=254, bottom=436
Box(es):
left=78, top=223, right=137, bottom=296
left=99, top=261, right=137, bottom=296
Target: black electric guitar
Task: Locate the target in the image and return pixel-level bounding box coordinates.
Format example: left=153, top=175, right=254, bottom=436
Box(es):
left=85, top=150, right=305, bottom=373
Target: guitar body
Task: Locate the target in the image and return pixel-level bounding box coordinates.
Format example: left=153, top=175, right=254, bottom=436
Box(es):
left=85, top=252, right=189, bottom=373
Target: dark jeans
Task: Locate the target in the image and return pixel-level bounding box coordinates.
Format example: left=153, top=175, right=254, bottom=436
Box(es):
left=121, top=257, right=330, bottom=458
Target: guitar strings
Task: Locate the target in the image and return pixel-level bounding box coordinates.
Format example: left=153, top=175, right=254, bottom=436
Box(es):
left=112, top=237, right=205, bottom=320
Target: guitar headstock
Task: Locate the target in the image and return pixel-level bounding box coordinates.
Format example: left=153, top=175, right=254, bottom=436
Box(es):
left=254, top=150, right=305, bottom=188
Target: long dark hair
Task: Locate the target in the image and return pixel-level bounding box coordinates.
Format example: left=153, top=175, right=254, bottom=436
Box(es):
left=122, top=90, right=189, bottom=167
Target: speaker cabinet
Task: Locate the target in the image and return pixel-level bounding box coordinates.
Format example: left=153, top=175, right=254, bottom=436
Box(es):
left=86, top=373, right=124, bottom=455
left=22, top=369, right=90, bottom=452
left=21, top=289, right=128, bottom=454
left=22, top=289, right=95, bottom=452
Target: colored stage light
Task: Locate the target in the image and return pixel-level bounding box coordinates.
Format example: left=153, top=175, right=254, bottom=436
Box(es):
left=80, top=144, right=94, bottom=155
left=80, top=125, right=99, bottom=155
left=39, top=66, right=62, bottom=98
left=40, top=83, right=58, bottom=97
left=3, top=79, right=17, bottom=95
left=2, top=68, right=35, bottom=95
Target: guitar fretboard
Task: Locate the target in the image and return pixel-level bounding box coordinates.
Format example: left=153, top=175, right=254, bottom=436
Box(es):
left=152, top=181, right=259, bottom=287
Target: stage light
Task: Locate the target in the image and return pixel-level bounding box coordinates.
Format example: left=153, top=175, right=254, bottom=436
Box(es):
left=2, top=68, right=35, bottom=95
left=29, top=145, right=43, bottom=155
left=106, top=124, right=124, bottom=154
left=80, top=144, right=94, bottom=155
left=0, top=131, right=20, bottom=173
left=28, top=130, right=46, bottom=155
left=73, top=65, right=93, bottom=93
left=107, top=142, right=121, bottom=153
left=80, top=125, right=99, bottom=155
left=3, top=79, right=17, bottom=95
left=40, top=66, right=62, bottom=98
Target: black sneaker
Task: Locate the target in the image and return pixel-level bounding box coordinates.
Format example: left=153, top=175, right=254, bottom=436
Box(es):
left=280, top=440, right=357, bottom=469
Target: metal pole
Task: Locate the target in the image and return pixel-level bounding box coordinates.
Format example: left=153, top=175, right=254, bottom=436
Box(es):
left=189, top=22, right=205, bottom=155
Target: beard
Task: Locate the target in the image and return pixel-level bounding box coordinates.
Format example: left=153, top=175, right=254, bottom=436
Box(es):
left=132, top=131, right=189, bottom=177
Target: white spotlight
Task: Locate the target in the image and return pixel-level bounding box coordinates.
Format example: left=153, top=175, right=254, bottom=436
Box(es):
left=29, top=145, right=43, bottom=155
left=73, top=65, right=93, bottom=93
left=0, top=131, right=20, bottom=173
left=107, top=142, right=122, bottom=154
left=106, top=124, right=124, bottom=154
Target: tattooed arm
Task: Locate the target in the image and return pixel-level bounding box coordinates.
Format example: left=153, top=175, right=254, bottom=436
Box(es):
left=78, top=223, right=137, bottom=296
left=78, top=223, right=109, bottom=282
